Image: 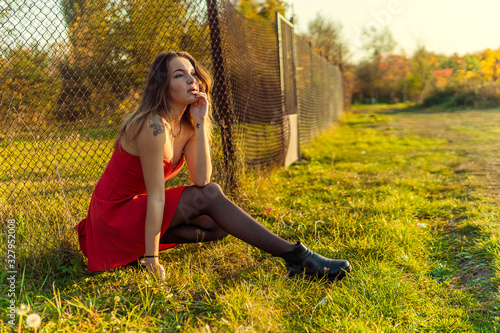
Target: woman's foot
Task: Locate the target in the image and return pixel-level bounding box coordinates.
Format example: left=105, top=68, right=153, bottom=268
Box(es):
left=284, top=242, right=352, bottom=281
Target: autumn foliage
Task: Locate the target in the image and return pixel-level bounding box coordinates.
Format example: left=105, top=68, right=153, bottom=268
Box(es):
left=354, top=46, right=500, bottom=108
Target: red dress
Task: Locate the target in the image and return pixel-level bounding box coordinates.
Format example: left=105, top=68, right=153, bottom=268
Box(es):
left=76, top=144, right=188, bottom=271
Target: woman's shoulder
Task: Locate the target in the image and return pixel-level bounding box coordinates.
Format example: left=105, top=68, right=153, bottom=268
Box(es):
left=148, top=114, right=167, bottom=136
left=135, top=114, right=168, bottom=146
left=120, top=114, right=167, bottom=155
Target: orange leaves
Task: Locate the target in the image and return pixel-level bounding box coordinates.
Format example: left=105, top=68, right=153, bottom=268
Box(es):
left=432, top=68, right=454, bottom=88
left=377, top=54, right=411, bottom=90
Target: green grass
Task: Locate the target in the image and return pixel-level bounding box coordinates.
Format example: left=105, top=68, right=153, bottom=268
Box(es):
left=1, top=107, right=499, bottom=332
left=350, top=102, right=413, bottom=110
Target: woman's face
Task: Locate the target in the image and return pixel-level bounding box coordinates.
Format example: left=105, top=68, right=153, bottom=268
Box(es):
left=168, top=57, right=200, bottom=107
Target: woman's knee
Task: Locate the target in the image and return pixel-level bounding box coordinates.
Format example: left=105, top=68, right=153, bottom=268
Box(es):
left=189, top=183, right=225, bottom=208
left=197, top=182, right=224, bottom=197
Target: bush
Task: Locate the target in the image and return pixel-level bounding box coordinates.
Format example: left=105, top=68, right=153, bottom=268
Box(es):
left=0, top=46, right=60, bottom=124
left=422, top=89, right=456, bottom=107
left=453, top=90, right=479, bottom=109
left=454, top=82, right=500, bottom=109
left=422, top=82, right=500, bottom=109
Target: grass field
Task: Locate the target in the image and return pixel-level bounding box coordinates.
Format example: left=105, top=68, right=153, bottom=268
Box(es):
left=1, top=106, right=499, bottom=332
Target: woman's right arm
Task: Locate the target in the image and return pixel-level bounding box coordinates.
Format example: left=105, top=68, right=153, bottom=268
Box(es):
left=136, top=114, right=167, bottom=282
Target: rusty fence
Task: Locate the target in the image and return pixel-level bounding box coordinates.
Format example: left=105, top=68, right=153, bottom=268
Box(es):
left=0, top=0, right=343, bottom=268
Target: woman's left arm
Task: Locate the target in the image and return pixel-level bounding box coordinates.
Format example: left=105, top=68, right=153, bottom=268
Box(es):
left=184, top=85, right=212, bottom=186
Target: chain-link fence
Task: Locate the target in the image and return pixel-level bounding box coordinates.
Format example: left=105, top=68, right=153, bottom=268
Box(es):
left=0, top=0, right=343, bottom=270
left=295, top=36, right=344, bottom=145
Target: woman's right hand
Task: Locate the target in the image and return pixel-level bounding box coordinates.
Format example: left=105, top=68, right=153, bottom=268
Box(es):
left=144, top=258, right=165, bottom=283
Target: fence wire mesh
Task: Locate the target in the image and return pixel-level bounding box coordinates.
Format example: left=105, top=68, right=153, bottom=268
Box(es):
left=0, top=0, right=343, bottom=271
left=217, top=2, right=289, bottom=169
left=295, top=37, right=344, bottom=146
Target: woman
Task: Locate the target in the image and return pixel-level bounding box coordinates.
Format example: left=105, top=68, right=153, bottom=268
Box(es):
left=76, top=51, right=352, bottom=283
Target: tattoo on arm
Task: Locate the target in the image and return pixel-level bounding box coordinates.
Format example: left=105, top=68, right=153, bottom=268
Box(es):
left=150, top=115, right=165, bottom=137
left=196, top=123, right=201, bottom=129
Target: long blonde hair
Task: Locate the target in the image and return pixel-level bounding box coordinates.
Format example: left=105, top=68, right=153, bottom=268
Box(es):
left=115, top=52, right=213, bottom=148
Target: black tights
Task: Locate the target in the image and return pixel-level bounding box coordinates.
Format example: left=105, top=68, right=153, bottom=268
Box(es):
left=160, top=183, right=295, bottom=256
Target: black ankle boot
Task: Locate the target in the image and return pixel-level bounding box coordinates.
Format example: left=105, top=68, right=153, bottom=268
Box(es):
left=285, top=242, right=352, bottom=281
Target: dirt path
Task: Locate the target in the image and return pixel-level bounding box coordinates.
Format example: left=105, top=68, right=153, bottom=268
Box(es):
left=361, top=107, right=500, bottom=205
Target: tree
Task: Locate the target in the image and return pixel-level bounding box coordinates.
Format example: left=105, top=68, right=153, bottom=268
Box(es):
left=258, top=0, right=289, bottom=21
left=377, top=54, right=410, bottom=102
left=236, top=0, right=260, bottom=19
left=57, top=0, right=209, bottom=121
left=353, top=60, right=373, bottom=103
left=0, top=46, right=59, bottom=124
left=361, top=26, right=396, bottom=59
left=408, top=46, right=439, bottom=101
left=306, top=14, right=349, bottom=71
left=479, top=47, right=500, bottom=82
left=341, top=64, right=358, bottom=108
left=355, top=53, right=413, bottom=104
left=57, top=0, right=126, bottom=120
left=0, top=1, right=38, bottom=56
left=60, top=0, right=86, bottom=27
left=306, top=13, right=352, bottom=107
left=236, top=0, right=290, bottom=22
left=359, top=26, right=396, bottom=101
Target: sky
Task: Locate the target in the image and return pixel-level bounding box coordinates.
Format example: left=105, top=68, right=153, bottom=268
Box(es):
left=287, top=0, right=500, bottom=63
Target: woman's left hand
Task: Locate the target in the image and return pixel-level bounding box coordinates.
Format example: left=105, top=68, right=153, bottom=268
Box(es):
left=190, top=84, right=208, bottom=122
left=144, top=258, right=166, bottom=284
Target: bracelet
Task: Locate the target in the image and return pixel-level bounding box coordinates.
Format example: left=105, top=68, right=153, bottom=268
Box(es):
left=144, top=255, right=158, bottom=258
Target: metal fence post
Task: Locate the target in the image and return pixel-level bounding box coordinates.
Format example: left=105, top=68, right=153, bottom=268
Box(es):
left=276, top=13, right=300, bottom=167
left=206, top=0, right=236, bottom=191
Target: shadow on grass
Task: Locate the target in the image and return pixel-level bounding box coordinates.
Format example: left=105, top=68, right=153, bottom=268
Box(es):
left=14, top=237, right=93, bottom=293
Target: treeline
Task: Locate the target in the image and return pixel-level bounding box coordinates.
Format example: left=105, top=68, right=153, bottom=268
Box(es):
left=3, top=0, right=495, bottom=128
left=354, top=46, right=500, bottom=108
left=237, top=0, right=500, bottom=109
left=1, top=0, right=210, bottom=125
